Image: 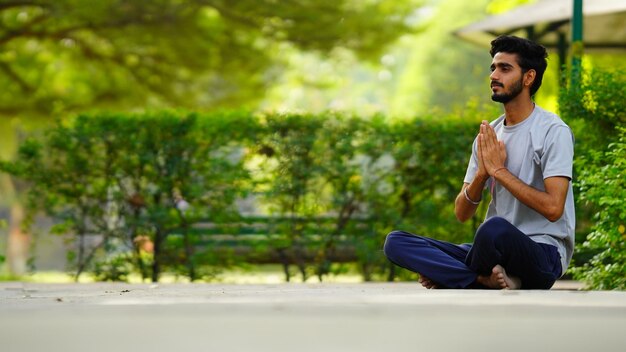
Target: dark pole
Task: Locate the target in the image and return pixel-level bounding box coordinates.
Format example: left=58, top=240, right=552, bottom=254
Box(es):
left=571, top=0, right=583, bottom=87
left=558, top=32, right=567, bottom=86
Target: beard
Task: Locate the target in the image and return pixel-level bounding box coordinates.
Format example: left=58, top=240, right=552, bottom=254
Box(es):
left=491, top=77, right=523, bottom=103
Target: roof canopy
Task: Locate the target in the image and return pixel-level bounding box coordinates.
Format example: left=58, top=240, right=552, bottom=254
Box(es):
left=455, top=0, right=626, bottom=52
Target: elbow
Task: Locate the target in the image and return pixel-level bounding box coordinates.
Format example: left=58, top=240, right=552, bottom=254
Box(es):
left=454, top=206, right=470, bottom=223
left=455, top=212, right=469, bottom=223
left=545, top=206, right=564, bottom=223
left=454, top=196, right=474, bottom=223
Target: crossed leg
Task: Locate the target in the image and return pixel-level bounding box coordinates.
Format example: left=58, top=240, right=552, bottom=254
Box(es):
left=383, top=231, right=476, bottom=289
left=384, top=217, right=561, bottom=290
left=466, top=217, right=561, bottom=290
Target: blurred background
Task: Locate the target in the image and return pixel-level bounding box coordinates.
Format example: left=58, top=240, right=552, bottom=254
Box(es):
left=0, top=0, right=624, bottom=288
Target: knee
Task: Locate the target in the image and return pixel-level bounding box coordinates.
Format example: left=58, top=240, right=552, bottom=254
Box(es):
left=475, top=217, right=510, bottom=247
left=383, top=231, right=408, bottom=261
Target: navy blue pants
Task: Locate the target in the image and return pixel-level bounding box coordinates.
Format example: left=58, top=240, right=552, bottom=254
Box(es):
left=383, top=217, right=562, bottom=289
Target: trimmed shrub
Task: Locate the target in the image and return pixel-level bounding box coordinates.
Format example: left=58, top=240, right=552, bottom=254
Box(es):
left=2, top=110, right=483, bottom=282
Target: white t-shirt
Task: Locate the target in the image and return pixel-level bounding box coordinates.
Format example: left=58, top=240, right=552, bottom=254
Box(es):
left=463, top=105, right=575, bottom=274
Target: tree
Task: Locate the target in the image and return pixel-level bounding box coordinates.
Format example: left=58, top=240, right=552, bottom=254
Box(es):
left=0, top=0, right=420, bottom=116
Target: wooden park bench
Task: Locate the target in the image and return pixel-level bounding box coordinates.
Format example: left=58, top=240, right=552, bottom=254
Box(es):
left=168, top=215, right=376, bottom=265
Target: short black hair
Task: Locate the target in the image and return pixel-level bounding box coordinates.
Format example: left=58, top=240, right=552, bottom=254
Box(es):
left=490, top=35, right=548, bottom=96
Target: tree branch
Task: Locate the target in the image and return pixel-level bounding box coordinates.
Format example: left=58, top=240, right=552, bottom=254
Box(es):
left=0, top=61, right=33, bottom=92
left=0, top=10, right=50, bottom=45
left=0, top=1, right=44, bottom=11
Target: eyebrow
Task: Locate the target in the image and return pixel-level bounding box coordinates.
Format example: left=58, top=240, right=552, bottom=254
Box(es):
left=491, top=62, right=514, bottom=69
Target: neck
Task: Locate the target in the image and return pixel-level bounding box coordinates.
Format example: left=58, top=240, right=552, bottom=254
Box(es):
left=503, top=95, right=535, bottom=126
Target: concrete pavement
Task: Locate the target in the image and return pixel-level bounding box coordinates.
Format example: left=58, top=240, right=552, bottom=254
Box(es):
left=1, top=281, right=625, bottom=352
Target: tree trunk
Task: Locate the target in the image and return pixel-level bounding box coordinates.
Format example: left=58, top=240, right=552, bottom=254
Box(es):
left=74, top=230, right=85, bottom=282
left=130, top=208, right=149, bottom=281
left=151, top=228, right=162, bottom=283
left=134, top=246, right=149, bottom=282
left=183, top=226, right=196, bottom=282
left=387, top=262, right=396, bottom=282
left=6, top=203, right=29, bottom=276
left=276, top=248, right=290, bottom=282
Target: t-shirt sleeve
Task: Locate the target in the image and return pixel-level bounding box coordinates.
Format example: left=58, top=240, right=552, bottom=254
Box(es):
left=463, top=137, right=479, bottom=184
left=542, top=125, right=574, bottom=179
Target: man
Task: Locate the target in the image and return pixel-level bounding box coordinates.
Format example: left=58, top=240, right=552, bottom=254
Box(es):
left=383, top=35, right=575, bottom=289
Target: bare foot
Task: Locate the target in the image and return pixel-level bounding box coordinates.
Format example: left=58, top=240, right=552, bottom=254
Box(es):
left=418, top=275, right=439, bottom=289
left=477, top=265, right=521, bottom=290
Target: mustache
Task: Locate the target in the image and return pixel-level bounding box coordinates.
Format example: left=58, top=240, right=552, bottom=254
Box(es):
left=491, top=81, right=504, bottom=88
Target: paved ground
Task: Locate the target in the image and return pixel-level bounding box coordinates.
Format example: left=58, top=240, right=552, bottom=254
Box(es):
left=1, top=281, right=625, bottom=352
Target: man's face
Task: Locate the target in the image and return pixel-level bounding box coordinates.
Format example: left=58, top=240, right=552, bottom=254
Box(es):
left=489, top=52, right=524, bottom=104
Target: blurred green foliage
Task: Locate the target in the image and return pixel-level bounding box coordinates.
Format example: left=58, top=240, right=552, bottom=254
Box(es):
left=1, top=111, right=257, bottom=281
left=261, top=0, right=541, bottom=118
left=560, top=68, right=626, bottom=289
left=392, top=0, right=496, bottom=117
left=571, top=128, right=626, bottom=289
left=1, top=110, right=487, bottom=282
left=0, top=0, right=419, bottom=115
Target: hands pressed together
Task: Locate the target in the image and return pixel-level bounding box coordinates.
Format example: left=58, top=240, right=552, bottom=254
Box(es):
left=477, top=120, right=507, bottom=178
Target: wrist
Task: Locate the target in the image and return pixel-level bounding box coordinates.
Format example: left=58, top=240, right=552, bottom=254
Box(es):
left=492, top=166, right=507, bottom=179
left=463, top=187, right=481, bottom=205
left=475, top=172, right=490, bottom=183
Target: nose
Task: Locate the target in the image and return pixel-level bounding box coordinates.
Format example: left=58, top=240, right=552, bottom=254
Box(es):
left=490, top=69, right=498, bottom=81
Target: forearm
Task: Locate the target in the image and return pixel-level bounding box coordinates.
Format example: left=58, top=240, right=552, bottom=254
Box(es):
left=493, top=169, right=564, bottom=222
left=455, top=173, right=489, bottom=222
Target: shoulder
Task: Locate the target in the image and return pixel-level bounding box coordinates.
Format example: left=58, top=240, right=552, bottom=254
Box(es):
left=532, top=106, right=570, bottom=130
left=531, top=106, right=574, bottom=140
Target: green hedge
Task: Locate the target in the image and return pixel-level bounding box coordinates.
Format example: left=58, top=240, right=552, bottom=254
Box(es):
left=561, top=68, right=626, bottom=289
left=1, top=111, right=482, bottom=282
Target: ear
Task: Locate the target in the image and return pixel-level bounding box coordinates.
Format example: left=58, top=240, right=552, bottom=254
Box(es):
left=524, top=69, right=536, bottom=88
